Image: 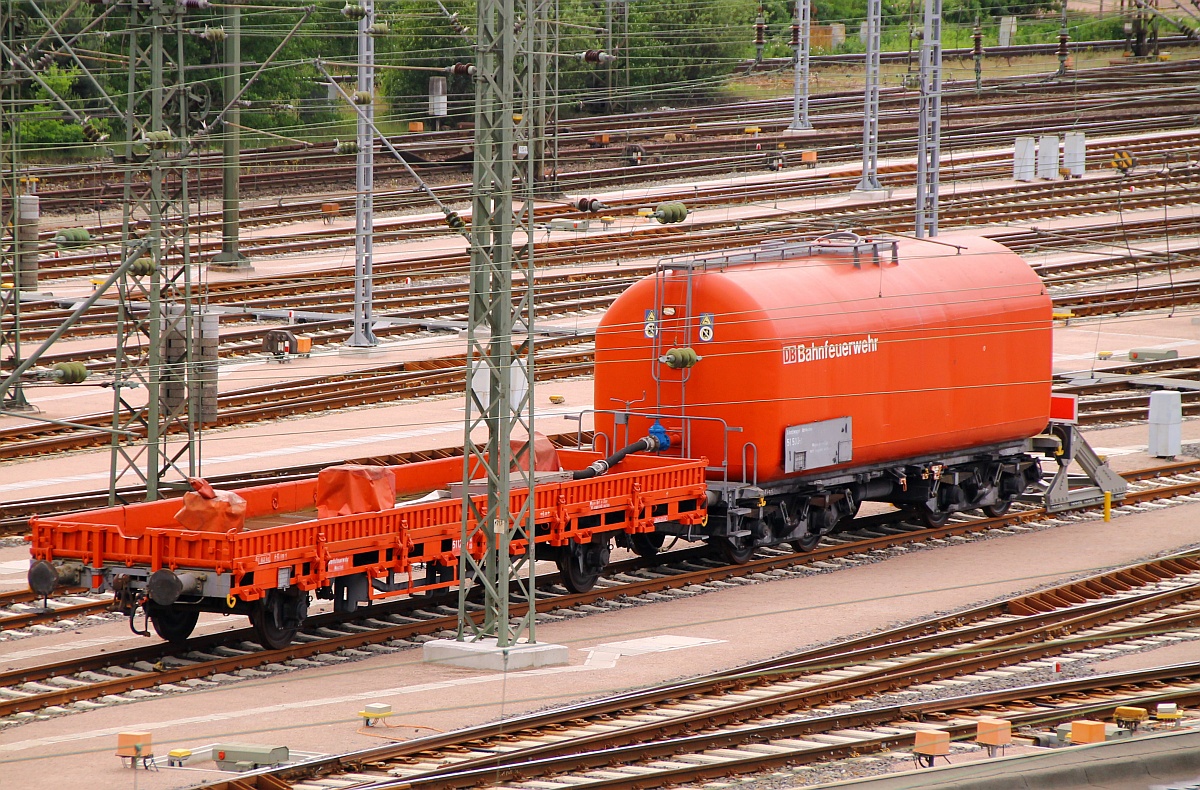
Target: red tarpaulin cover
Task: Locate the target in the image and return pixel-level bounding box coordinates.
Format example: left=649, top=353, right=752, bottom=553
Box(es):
left=174, top=489, right=248, bottom=533
left=316, top=464, right=397, bottom=519
left=511, top=432, right=562, bottom=472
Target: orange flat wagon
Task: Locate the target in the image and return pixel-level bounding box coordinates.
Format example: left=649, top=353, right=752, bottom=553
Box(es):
left=28, top=449, right=707, bottom=648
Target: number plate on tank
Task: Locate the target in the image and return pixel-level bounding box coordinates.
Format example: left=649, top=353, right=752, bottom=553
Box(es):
left=784, top=417, right=853, bottom=473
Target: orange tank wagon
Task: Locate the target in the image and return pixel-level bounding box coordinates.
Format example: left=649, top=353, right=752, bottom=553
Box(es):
left=593, top=232, right=1053, bottom=561
left=27, top=450, right=707, bottom=647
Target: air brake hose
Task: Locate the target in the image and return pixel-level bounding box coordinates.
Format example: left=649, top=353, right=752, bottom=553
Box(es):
left=572, top=422, right=671, bottom=480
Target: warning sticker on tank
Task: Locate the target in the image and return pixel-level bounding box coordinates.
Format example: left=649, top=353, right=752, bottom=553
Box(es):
left=783, top=335, right=879, bottom=365
left=698, top=313, right=714, bottom=342
left=644, top=310, right=658, bottom=338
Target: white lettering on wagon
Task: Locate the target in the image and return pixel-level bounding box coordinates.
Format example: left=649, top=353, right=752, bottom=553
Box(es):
left=783, top=335, right=879, bottom=365
left=255, top=552, right=288, bottom=565
left=589, top=498, right=610, bottom=510
left=327, top=557, right=350, bottom=572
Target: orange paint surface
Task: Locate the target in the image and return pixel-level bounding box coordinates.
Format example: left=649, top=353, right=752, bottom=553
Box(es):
left=594, top=235, right=1052, bottom=482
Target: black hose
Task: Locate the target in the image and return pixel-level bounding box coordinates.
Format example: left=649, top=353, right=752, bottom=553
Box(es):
left=572, top=436, right=656, bottom=480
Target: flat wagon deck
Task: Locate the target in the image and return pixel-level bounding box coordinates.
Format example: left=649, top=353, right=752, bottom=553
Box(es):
left=27, top=449, right=708, bottom=647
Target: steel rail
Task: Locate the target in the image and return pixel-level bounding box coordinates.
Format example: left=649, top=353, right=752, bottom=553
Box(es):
left=15, top=158, right=1200, bottom=362
left=188, top=560, right=1200, bottom=790
left=354, top=669, right=1200, bottom=790
left=27, top=112, right=1200, bottom=277
left=291, top=580, right=1200, bottom=790
left=0, top=347, right=595, bottom=458
left=0, top=598, right=112, bottom=632
left=3, top=465, right=1200, bottom=721
left=24, top=51, right=1200, bottom=214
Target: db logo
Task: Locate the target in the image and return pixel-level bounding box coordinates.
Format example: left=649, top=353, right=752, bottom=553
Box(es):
left=782, top=345, right=798, bottom=364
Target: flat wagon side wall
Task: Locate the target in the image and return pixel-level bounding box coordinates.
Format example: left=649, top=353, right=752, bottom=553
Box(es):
left=29, top=452, right=708, bottom=603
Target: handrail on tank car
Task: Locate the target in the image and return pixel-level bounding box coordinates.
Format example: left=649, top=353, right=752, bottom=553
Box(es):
left=741, top=440, right=759, bottom=488
left=578, top=409, right=747, bottom=490
left=656, top=232, right=900, bottom=272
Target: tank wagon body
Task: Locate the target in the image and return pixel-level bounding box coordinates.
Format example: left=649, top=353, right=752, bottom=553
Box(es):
left=594, top=232, right=1053, bottom=560
left=26, top=231, right=1062, bottom=646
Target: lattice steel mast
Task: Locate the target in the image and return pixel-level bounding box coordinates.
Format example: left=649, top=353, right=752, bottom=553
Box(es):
left=349, top=0, right=377, bottom=348
left=211, top=0, right=250, bottom=268
left=857, top=0, right=883, bottom=190
left=0, top=0, right=26, bottom=412
left=525, top=0, right=557, bottom=193
left=108, top=1, right=202, bottom=503
left=914, top=0, right=942, bottom=237
left=456, top=0, right=542, bottom=647
left=788, top=0, right=812, bottom=131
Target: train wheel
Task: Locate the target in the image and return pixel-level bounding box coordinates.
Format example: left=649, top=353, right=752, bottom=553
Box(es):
left=250, top=590, right=305, bottom=650
left=789, top=530, right=822, bottom=552
left=146, top=605, right=199, bottom=644
left=630, top=533, right=666, bottom=558
left=914, top=504, right=951, bottom=528
left=714, top=535, right=756, bottom=564
left=983, top=500, right=1012, bottom=518
left=556, top=541, right=607, bottom=593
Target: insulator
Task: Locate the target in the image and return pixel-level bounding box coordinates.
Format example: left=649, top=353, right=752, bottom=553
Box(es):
left=353, top=90, right=373, bottom=105
left=52, top=362, right=89, bottom=385
left=447, top=62, right=477, bottom=77
left=578, top=49, right=617, bottom=64
left=445, top=211, right=466, bottom=231
left=333, top=139, right=359, bottom=155
left=653, top=201, right=688, bottom=224
left=53, top=227, right=92, bottom=248
left=200, top=26, right=226, bottom=42
left=447, top=12, right=468, bottom=34
left=369, top=21, right=389, bottom=36
left=576, top=198, right=607, bottom=213
left=972, top=27, right=982, bottom=54
left=791, top=24, right=799, bottom=48
left=660, top=347, right=700, bottom=369
left=130, top=257, right=156, bottom=277
left=341, top=3, right=368, bottom=20
left=81, top=117, right=109, bottom=144
left=142, top=129, right=174, bottom=148
left=178, top=0, right=211, bottom=9
left=755, top=15, right=765, bottom=46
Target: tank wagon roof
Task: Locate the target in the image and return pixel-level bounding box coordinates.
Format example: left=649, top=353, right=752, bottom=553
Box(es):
left=660, top=231, right=900, bottom=272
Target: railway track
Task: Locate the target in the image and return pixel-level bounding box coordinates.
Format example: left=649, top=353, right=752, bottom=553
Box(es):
left=261, top=665, right=1200, bottom=790
left=181, top=547, right=1200, bottom=789
left=0, top=594, right=113, bottom=634
left=22, top=53, right=1200, bottom=217
left=24, top=123, right=1200, bottom=282
left=13, top=150, right=1200, bottom=357
left=3, top=460, right=1200, bottom=728
left=0, top=338, right=594, bottom=459
left=8, top=222, right=1200, bottom=464
left=0, top=431, right=597, bottom=538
